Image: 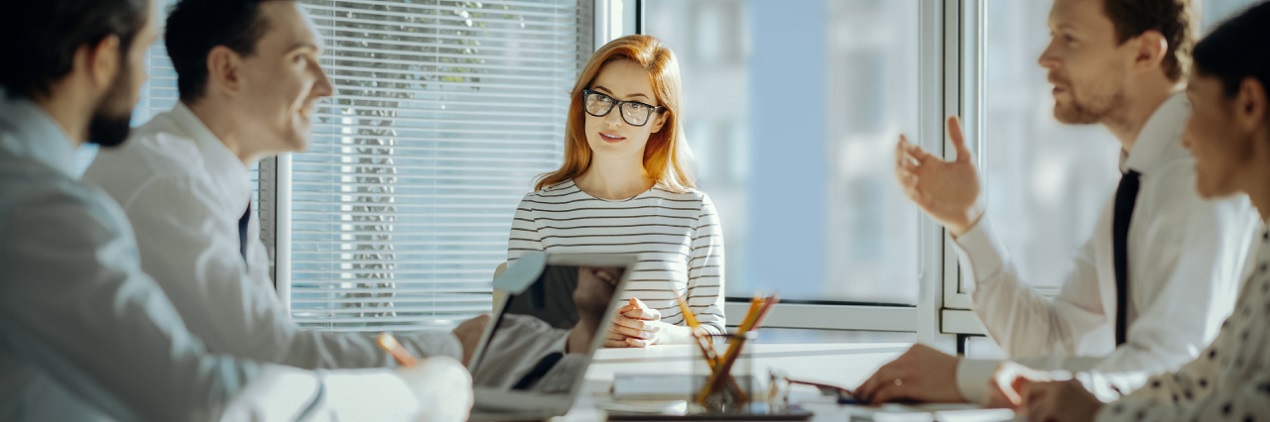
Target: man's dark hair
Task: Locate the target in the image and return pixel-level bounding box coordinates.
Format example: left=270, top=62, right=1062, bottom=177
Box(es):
left=165, top=0, right=279, bottom=102
left=1102, top=0, right=1195, bottom=82
left=1193, top=1, right=1270, bottom=106
left=0, top=0, right=149, bottom=99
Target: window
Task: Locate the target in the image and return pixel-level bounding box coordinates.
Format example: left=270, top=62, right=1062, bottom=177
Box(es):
left=119, top=0, right=590, bottom=333
left=284, top=0, right=593, bottom=331
left=973, top=0, right=1122, bottom=294
left=945, top=0, right=1265, bottom=338
left=116, top=0, right=1255, bottom=340
left=643, top=0, right=933, bottom=306
left=959, top=0, right=1265, bottom=303
left=94, top=0, right=600, bottom=333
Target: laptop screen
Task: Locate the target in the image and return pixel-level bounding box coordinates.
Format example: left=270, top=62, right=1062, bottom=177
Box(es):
left=470, top=262, right=629, bottom=395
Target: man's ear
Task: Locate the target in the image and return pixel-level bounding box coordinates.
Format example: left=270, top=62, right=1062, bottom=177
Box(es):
left=84, top=35, right=122, bottom=91
left=1234, top=77, right=1268, bottom=133
left=205, top=46, right=243, bottom=98
left=1131, top=30, right=1169, bottom=75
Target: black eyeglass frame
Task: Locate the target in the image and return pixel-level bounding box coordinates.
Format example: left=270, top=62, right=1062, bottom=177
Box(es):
left=580, top=89, right=666, bottom=127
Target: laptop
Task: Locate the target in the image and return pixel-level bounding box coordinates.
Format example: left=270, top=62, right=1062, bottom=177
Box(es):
left=466, top=252, right=637, bottom=421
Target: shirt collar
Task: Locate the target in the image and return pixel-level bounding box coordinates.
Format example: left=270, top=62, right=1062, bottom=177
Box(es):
left=0, top=87, right=79, bottom=179
left=1122, top=92, right=1191, bottom=175
left=166, top=102, right=252, bottom=205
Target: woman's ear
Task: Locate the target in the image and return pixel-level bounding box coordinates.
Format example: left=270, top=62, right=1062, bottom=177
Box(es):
left=650, top=109, right=669, bottom=133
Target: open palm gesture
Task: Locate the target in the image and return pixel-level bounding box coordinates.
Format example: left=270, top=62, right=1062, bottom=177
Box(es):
left=895, top=116, right=984, bottom=236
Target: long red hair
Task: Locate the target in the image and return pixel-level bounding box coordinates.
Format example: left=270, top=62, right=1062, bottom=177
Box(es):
left=535, top=34, right=694, bottom=192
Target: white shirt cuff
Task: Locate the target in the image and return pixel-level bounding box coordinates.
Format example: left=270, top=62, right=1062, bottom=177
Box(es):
left=952, top=217, right=1008, bottom=292
left=956, top=358, right=1001, bottom=405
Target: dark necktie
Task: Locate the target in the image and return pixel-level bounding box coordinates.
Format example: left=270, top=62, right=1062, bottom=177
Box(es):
left=512, top=351, right=564, bottom=390
left=238, top=202, right=251, bottom=261
left=1112, top=170, right=1141, bottom=346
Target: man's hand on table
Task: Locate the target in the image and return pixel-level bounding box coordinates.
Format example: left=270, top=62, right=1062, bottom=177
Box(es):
left=854, top=344, right=966, bottom=405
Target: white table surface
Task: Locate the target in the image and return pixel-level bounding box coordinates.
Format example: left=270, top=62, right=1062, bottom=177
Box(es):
left=546, top=343, right=1018, bottom=422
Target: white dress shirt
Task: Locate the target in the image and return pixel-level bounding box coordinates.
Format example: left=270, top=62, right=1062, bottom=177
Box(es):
left=82, top=103, right=461, bottom=369
left=1089, top=229, right=1270, bottom=421
left=0, top=89, right=462, bottom=420
left=952, top=93, right=1260, bottom=403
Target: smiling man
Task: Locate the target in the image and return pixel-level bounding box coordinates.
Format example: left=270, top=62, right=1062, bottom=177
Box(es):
left=82, top=0, right=464, bottom=370
left=856, top=0, right=1259, bottom=406
left=0, top=0, right=470, bottom=419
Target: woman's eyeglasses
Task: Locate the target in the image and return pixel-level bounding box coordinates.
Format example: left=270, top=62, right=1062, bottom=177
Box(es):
left=581, top=89, right=664, bottom=127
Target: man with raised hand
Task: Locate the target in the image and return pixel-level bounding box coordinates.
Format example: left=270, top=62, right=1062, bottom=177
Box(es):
left=856, top=0, right=1257, bottom=406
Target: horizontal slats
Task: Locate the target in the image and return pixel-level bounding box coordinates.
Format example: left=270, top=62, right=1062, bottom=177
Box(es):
left=131, top=0, right=586, bottom=331
left=291, top=296, right=490, bottom=305
left=292, top=209, right=515, bottom=218
left=321, top=44, right=577, bottom=65
left=311, top=1, right=579, bottom=20
left=316, top=25, right=579, bottom=49
left=310, top=15, right=578, bottom=38
left=318, top=33, right=577, bottom=56
left=290, top=257, right=501, bottom=264
left=291, top=323, right=463, bottom=332
left=313, top=105, right=568, bottom=122
left=293, top=315, right=475, bottom=325
left=290, top=151, right=559, bottom=161
left=311, top=118, right=563, bottom=136
left=318, top=73, right=575, bottom=95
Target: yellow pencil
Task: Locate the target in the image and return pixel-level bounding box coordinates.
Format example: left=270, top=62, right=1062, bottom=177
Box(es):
left=675, top=294, right=702, bottom=329
left=377, top=333, right=418, bottom=367
left=697, top=299, right=758, bottom=403
left=695, top=294, right=779, bottom=404
left=677, top=291, right=751, bottom=403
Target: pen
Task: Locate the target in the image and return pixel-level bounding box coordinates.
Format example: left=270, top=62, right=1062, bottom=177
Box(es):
left=377, top=333, right=419, bottom=367
left=784, top=377, right=862, bottom=404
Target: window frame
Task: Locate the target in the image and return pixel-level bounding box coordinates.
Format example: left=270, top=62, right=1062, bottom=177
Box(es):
left=252, top=0, right=978, bottom=341
left=941, top=0, right=979, bottom=314
left=940, top=0, right=980, bottom=337
left=940, top=0, right=1074, bottom=336
left=624, top=0, right=956, bottom=343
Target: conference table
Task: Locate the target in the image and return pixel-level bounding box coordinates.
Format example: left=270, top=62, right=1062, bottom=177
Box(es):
left=548, top=343, right=1019, bottom=421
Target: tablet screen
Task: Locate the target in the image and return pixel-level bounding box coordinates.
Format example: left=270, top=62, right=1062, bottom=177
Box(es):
left=471, top=264, right=626, bottom=394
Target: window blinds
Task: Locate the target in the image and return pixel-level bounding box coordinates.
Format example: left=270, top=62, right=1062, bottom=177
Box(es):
left=288, top=0, right=591, bottom=331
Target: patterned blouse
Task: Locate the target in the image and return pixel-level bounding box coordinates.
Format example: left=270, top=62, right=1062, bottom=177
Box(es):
left=1095, top=230, right=1270, bottom=421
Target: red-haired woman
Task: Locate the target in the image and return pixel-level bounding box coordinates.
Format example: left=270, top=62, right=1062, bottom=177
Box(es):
left=506, top=34, right=725, bottom=347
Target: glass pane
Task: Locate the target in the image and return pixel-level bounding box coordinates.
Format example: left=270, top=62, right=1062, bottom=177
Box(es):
left=645, top=0, right=923, bottom=304
left=288, top=0, right=588, bottom=330
left=977, top=0, right=1259, bottom=289
left=1202, top=0, right=1263, bottom=30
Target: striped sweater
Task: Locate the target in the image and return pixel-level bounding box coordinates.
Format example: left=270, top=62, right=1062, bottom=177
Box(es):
left=506, top=180, right=726, bottom=335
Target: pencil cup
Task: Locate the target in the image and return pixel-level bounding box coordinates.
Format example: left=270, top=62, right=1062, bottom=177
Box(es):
left=690, top=330, right=758, bottom=413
